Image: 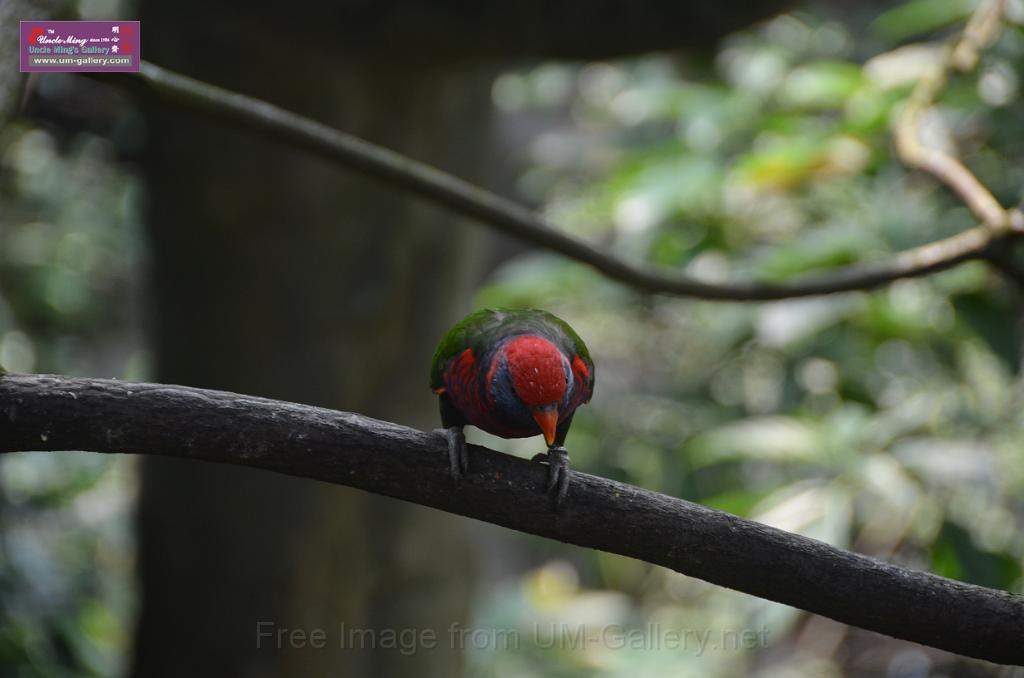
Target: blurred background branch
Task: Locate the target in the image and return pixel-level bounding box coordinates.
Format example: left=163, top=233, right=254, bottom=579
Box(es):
left=895, top=0, right=1014, bottom=230
left=84, top=60, right=1022, bottom=302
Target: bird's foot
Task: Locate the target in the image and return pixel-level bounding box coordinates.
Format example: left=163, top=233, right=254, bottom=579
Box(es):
left=530, top=446, right=570, bottom=510
left=436, top=427, right=468, bottom=481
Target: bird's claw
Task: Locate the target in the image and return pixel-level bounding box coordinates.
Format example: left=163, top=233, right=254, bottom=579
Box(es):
left=437, top=427, right=468, bottom=481
left=531, top=446, right=570, bottom=510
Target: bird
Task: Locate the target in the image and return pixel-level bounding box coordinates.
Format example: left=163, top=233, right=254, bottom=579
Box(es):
left=430, top=308, right=595, bottom=508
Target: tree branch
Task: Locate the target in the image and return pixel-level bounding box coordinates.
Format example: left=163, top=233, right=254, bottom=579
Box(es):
left=895, top=0, right=1010, bottom=229
left=79, top=62, right=1021, bottom=302
left=890, top=0, right=1024, bottom=289
left=1, top=374, right=1021, bottom=664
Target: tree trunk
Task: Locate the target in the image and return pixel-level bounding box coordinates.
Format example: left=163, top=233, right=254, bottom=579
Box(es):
left=131, top=8, right=493, bottom=675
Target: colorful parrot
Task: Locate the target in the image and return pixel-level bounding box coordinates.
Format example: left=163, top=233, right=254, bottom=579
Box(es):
left=430, top=308, right=595, bottom=507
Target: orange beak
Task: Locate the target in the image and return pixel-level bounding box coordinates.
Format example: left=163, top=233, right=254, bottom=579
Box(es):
left=532, top=407, right=559, bottom=446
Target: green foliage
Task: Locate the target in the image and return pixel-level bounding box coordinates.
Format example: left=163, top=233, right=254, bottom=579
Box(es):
left=471, top=3, right=1024, bottom=676
left=0, top=109, right=143, bottom=675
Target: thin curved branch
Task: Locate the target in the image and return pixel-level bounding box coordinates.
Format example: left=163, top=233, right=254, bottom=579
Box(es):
left=1, top=374, right=1021, bottom=664
left=895, top=0, right=1009, bottom=229
left=892, top=0, right=1024, bottom=288
left=80, top=62, right=1021, bottom=301
left=951, top=0, right=1006, bottom=72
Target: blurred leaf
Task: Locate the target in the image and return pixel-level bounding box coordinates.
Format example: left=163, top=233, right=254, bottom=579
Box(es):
left=779, top=61, right=863, bottom=109
left=690, top=416, right=824, bottom=468
left=752, top=224, right=872, bottom=280
left=930, top=521, right=1022, bottom=588
left=751, top=480, right=852, bottom=547
left=703, top=487, right=773, bottom=516
left=871, top=0, right=975, bottom=42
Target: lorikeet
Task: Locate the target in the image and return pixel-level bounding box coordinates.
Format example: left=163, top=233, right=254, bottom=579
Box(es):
left=430, top=308, right=595, bottom=507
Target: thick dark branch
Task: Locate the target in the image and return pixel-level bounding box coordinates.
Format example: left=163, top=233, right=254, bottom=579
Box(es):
left=1, top=374, right=1021, bottom=664
left=81, top=62, right=1019, bottom=301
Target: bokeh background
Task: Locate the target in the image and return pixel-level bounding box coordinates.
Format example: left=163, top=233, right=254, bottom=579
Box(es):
left=2, top=0, right=1024, bottom=676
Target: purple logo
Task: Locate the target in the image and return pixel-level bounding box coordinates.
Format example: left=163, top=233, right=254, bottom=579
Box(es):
left=20, top=20, right=140, bottom=73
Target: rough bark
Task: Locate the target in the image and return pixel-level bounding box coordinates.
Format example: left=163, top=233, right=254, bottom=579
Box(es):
left=1, top=375, right=1021, bottom=666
